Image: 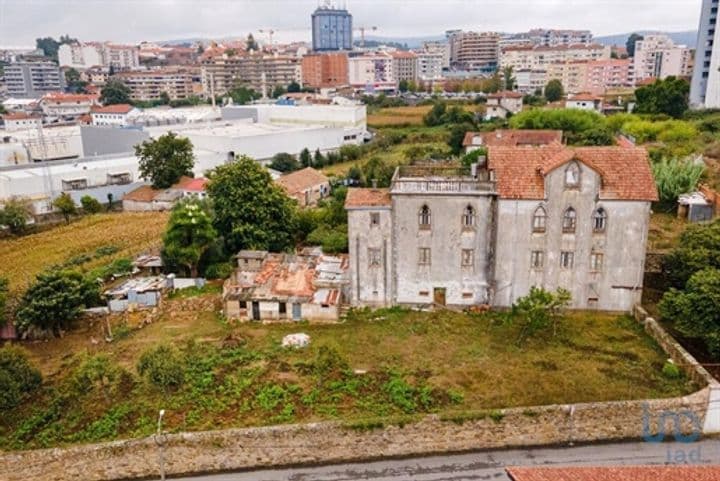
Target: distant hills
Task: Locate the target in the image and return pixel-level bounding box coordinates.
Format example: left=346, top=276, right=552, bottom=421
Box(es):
left=594, top=30, right=698, bottom=48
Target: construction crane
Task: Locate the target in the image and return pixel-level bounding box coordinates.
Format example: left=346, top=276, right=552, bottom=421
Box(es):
left=355, top=25, right=377, bottom=48
left=258, top=29, right=275, bottom=47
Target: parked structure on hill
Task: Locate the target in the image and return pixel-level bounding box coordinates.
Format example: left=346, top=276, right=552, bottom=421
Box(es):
left=346, top=144, right=658, bottom=312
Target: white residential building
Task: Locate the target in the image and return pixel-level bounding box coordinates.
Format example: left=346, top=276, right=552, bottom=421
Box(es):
left=91, top=104, right=139, bottom=127
left=348, top=52, right=396, bottom=91
left=416, top=51, right=445, bottom=81
left=691, top=0, right=720, bottom=108
left=1, top=113, right=42, bottom=132
left=500, top=44, right=611, bottom=71
left=633, top=34, right=693, bottom=81
left=484, top=91, right=524, bottom=120
left=58, top=42, right=140, bottom=70
left=40, top=92, right=101, bottom=121
left=515, top=69, right=548, bottom=94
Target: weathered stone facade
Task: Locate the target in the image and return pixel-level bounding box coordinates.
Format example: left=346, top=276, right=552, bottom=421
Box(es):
left=347, top=145, right=659, bottom=311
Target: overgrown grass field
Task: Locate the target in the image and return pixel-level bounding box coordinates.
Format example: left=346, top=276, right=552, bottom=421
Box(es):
left=0, top=212, right=168, bottom=295
left=0, top=299, right=695, bottom=451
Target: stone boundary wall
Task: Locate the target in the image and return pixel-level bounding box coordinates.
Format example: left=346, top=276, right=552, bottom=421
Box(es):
left=0, top=307, right=716, bottom=481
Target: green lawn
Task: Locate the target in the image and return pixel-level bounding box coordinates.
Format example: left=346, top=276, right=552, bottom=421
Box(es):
left=0, top=298, right=695, bottom=451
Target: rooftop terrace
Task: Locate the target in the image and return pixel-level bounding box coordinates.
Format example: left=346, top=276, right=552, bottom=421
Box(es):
left=390, top=163, right=496, bottom=195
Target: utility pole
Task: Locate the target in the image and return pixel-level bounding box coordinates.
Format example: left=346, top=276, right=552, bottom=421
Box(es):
left=154, top=409, right=167, bottom=481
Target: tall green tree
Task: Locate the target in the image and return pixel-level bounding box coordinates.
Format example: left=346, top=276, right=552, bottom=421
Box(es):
left=246, top=33, right=259, bottom=51
left=228, top=86, right=260, bottom=105
left=162, top=199, right=217, bottom=277
left=287, top=81, right=301, bottom=93
left=35, top=35, right=76, bottom=60
left=663, top=220, right=720, bottom=289
left=659, top=268, right=720, bottom=358
left=398, top=79, right=409, bottom=92
left=100, top=79, right=131, bottom=105
left=634, top=76, right=690, bottom=118
left=299, top=148, right=312, bottom=168
left=135, top=133, right=195, bottom=189
left=65, top=68, right=88, bottom=93
left=52, top=193, right=77, bottom=224
left=206, top=156, right=297, bottom=253
left=544, top=79, right=564, bottom=102
left=626, top=33, right=644, bottom=58
left=502, top=66, right=515, bottom=91
left=15, top=269, right=99, bottom=336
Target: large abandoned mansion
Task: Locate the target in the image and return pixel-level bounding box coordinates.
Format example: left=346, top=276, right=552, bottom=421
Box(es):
left=345, top=141, right=658, bottom=311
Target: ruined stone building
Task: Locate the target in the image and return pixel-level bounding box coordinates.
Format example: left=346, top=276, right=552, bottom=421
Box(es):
left=345, top=144, right=658, bottom=312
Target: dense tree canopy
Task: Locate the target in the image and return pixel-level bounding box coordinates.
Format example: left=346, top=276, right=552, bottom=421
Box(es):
left=659, top=268, right=720, bottom=358
left=135, top=133, right=195, bottom=189
left=100, top=79, right=131, bottom=105
left=268, top=152, right=300, bottom=173
left=0, top=345, right=42, bottom=409
left=206, top=155, right=297, bottom=253
left=544, top=79, right=564, bottom=102
left=162, top=199, right=217, bottom=277
left=35, top=35, right=76, bottom=59
left=626, top=33, right=644, bottom=58
left=509, top=108, right=613, bottom=146
left=15, top=269, right=100, bottom=335
left=662, top=220, right=720, bottom=289
left=634, top=77, right=690, bottom=118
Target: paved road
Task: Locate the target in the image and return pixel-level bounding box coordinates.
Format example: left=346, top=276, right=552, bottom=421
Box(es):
left=179, top=439, right=720, bottom=480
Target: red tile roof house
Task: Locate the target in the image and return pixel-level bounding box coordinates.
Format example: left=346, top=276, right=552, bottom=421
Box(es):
left=1, top=112, right=42, bottom=132
left=90, top=104, right=139, bottom=127
left=463, top=130, right=564, bottom=153
left=345, top=144, right=658, bottom=311
left=222, top=249, right=349, bottom=322
left=485, top=91, right=524, bottom=120
left=122, top=176, right=206, bottom=212
left=275, top=167, right=330, bottom=208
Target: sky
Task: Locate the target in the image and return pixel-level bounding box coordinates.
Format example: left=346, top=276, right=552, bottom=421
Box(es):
left=0, top=0, right=705, bottom=48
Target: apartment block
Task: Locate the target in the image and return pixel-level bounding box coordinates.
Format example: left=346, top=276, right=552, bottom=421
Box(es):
left=114, top=68, right=201, bottom=101
left=302, top=52, right=349, bottom=88
left=500, top=44, right=611, bottom=71
left=691, top=0, right=720, bottom=108
left=201, top=54, right=301, bottom=95
left=633, top=34, right=693, bottom=81
left=311, top=4, right=353, bottom=51
left=416, top=50, right=445, bottom=81
left=58, top=42, right=139, bottom=70
left=348, top=52, right=395, bottom=91
left=4, top=61, right=66, bottom=98
left=527, top=29, right=593, bottom=47
left=391, top=51, right=418, bottom=82
left=448, top=31, right=500, bottom=72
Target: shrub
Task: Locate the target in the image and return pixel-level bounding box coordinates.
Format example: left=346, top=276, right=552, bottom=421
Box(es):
left=268, top=152, right=299, bottom=173
left=72, top=354, right=121, bottom=399
left=0, top=345, right=42, bottom=409
left=339, top=144, right=362, bottom=161
left=80, top=196, right=103, bottom=214
left=137, top=345, right=185, bottom=391
left=203, top=262, right=234, bottom=279
left=651, top=157, right=705, bottom=208
left=662, top=361, right=682, bottom=379
left=663, top=220, right=720, bottom=288
left=509, top=108, right=608, bottom=140
left=506, top=287, right=572, bottom=344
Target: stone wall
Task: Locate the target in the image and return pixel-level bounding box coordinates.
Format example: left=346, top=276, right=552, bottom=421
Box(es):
left=1, top=307, right=716, bottom=481
left=0, top=389, right=709, bottom=481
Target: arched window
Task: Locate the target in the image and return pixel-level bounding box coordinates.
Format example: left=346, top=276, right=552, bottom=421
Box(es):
left=462, top=205, right=475, bottom=228
left=565, top=162, right=580, bottom=188
left=593, top=207, right=607, bottom=232
left=563, top=207, right=577, bottom=233
left=419, top=205, right=431, bottom=229
left=532, top=206, right=547, bottom=233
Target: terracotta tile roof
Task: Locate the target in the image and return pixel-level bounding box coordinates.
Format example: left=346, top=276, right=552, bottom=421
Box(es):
left=42, top=92, right=99, bottom=103
left=488, top=90, right=524, bottom=99
left=171, top=176, right=197, bottom=190
left=276, top=167, right=329, bottom=195
left=568, top=93, right=602, bottom=102
left=487, top=145, right=659, bottom=202
left=345, top=188, right=392, bottom=208
left=122, top=185, right=158, bottom=203
left=463, top=130, right=563, bottom=147
left=182, top=178, right=207, bottom=192
left=2, top=112, right=40, bottom=120
left=506, top=466, right=720, bottom=481
left=91, top=104, right=134, bottom=114
left=391, top=51, right=417, bottom=59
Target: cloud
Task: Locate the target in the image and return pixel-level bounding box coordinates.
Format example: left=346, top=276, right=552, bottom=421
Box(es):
left=0, top=0, right=703, bottom=47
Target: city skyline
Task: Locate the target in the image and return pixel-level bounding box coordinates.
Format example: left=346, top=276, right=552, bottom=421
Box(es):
left=0, top=0, right=704, bottom=48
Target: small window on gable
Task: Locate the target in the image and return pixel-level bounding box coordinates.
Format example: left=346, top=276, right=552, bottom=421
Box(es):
left=593, top=207, right=607, bottom=233
left=532, top=206, right=547, bottom=233
left=565, top=161, right=580, bottom=188
left=563, top=207, right=577, bottom=233
left=419, top=205, right=431, bottom=229
left=462, top=205, right=475, bottom=229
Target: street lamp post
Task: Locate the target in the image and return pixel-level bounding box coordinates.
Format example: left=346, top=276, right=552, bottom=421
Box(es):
left=155, top=409, right=167, bottom=481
